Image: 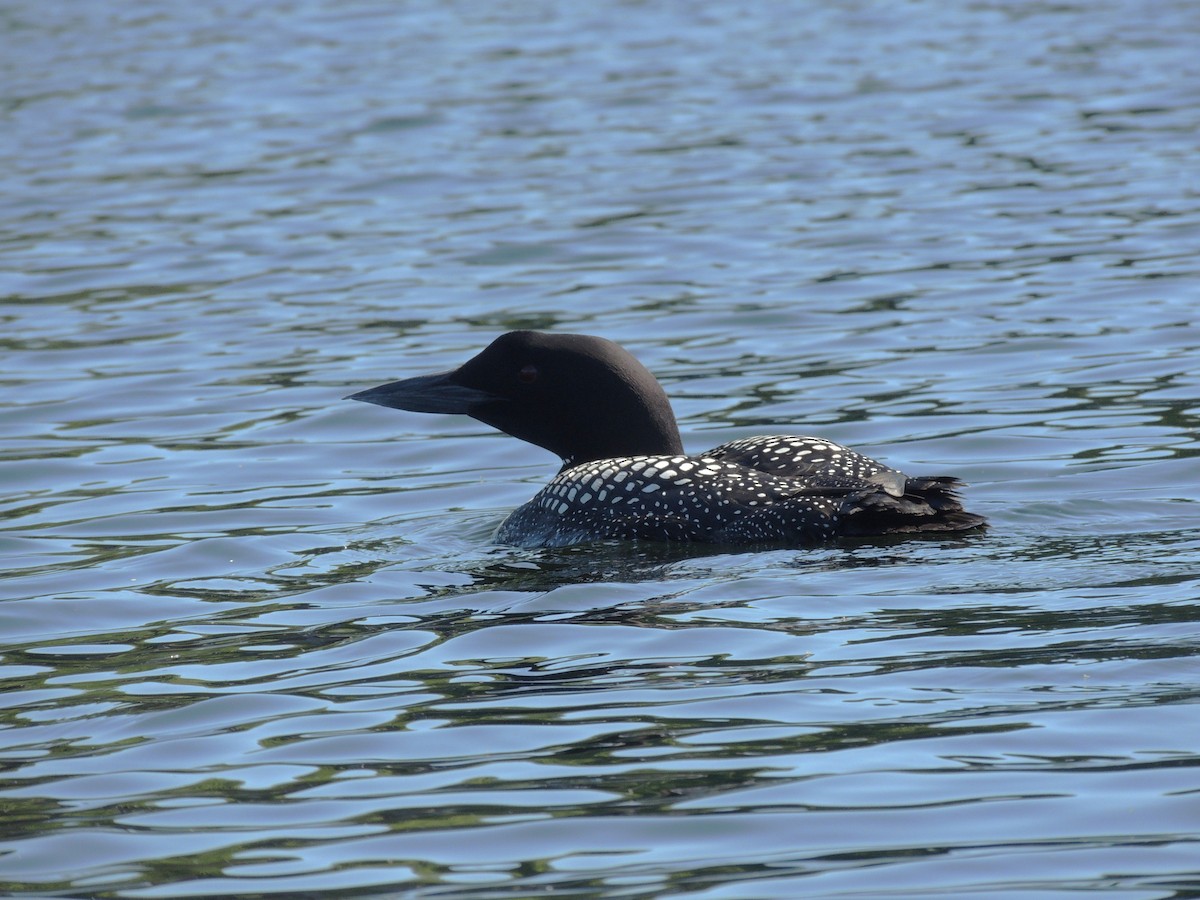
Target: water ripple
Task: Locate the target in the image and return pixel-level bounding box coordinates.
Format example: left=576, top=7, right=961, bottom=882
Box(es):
left=4, top=0, right=1200, bottom=896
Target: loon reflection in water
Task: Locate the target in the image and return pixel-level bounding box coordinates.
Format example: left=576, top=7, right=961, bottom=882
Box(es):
left=348, top=331, right=986, bottom=548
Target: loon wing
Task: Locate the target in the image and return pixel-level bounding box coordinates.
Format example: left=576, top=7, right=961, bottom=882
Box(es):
left=705, top=435, right=900, bottom=483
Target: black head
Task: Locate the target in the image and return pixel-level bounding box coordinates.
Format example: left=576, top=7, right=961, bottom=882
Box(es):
left=347, top=331, right=684, bottom=466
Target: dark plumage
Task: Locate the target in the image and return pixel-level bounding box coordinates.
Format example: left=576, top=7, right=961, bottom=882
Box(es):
left=348, top=331, right=986, bottom=548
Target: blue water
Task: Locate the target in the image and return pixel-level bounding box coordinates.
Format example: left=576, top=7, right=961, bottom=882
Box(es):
left=3, top=1, right=1199, bottom=896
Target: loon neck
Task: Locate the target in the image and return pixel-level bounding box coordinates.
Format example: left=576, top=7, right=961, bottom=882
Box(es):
left=555, top=417, right=685, bottom=470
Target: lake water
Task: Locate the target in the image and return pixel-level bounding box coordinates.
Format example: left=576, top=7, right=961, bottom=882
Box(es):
left=3, top=1, right=1199, bottom=896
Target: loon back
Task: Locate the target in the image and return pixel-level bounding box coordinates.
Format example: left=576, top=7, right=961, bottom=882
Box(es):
left=348, top=330, right=986, bottom=548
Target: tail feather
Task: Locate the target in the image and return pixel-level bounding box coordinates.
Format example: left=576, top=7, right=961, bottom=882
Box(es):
left=841, top=475, right=986, bottom=536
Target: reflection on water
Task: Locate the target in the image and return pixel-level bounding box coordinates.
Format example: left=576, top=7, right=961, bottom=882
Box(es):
left=3, top=0, right=1200, bottom=896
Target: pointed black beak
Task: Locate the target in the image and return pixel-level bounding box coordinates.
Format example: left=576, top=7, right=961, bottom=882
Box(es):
left=345, top=370, right=495, bottom=415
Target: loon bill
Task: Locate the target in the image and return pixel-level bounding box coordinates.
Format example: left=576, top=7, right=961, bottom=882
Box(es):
left=347, top=330, right=986, bottom=548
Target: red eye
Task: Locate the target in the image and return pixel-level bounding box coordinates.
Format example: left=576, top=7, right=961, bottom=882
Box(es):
left=517, top=364, right=539, bottom=384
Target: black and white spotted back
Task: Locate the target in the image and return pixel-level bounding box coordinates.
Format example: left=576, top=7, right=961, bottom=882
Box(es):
left=498, top=444, right=882, bottom=548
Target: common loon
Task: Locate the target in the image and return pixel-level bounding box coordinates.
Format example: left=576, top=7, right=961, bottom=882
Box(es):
left=348, top=330, right=986, bottom=548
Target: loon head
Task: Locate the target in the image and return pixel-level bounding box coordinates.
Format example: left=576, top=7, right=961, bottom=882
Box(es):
left=347, top=331, right=685, bottom=466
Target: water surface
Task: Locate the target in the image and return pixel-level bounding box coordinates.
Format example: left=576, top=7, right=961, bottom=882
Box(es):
left=3, top=1, right=1199, bottom=896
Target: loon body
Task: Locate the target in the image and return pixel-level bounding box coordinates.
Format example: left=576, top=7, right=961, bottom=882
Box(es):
left=348, top=331, right=985, bottom=548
